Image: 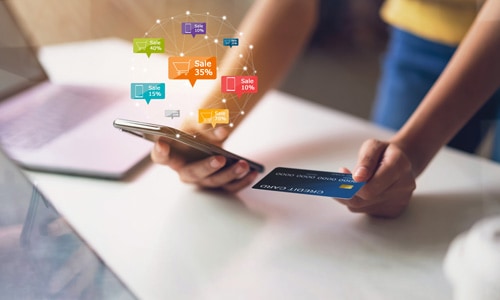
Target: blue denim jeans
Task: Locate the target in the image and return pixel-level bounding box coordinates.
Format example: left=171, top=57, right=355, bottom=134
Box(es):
left=372, top=27, right=500, bottom=161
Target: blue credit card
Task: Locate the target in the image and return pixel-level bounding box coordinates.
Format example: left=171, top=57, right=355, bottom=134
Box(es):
left=252, top=167, right=365, bottom=199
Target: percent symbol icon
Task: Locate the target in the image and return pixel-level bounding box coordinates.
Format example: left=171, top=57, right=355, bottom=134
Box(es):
left=242, top=84, right=255, bottom=91
left=195, top=68, right=213, bottom=76
left=149, top=91, right=163, bottom=96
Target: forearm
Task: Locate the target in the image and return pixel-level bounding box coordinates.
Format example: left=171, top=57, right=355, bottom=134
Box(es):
left=190, top=0, right=319, bottom=133
left=392, top=0, right=500, bottom=176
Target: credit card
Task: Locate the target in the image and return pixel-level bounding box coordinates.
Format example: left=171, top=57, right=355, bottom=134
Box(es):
left=252, top=167, right=365, bottom=199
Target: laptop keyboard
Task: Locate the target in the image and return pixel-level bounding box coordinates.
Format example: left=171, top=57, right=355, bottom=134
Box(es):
left=0, top=88, right=118, bottom=149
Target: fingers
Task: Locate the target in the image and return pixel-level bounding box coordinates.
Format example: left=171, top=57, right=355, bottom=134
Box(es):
left=209, top=126, right=230, bottom=143
left=177, top=157, right=256, bottom=191
left=353, top=139, right=388, bottom=182
left=338, top=167, right=351, bottom=174
left=335, top=141, right=417, bottom=219
left=356, top=144, right=413, bottom=200
left=151, top=123, right=230, bottom=168
left=194, top=160, right=249, bottom=186
left=178, top=156, right=228, bottom=185
left=150, top=127, right=256, bottom=192
left=222, top=171, right=259, bottom=193
left=336, top=173, right=415, bottom=218
left=182, top=123, right=230, bottom=144
left=150, top=140, right=186, bottom=171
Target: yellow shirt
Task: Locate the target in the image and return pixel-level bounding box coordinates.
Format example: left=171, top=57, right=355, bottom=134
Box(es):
left=381, top=0, right=482, bottom=45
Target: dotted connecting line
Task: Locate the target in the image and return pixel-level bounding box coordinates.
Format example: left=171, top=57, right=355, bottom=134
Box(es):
left=136, top=11, right=258, bottom=137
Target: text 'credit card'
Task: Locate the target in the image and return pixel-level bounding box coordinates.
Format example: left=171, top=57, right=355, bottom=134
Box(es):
left=252, top=167, right=365, bottom=199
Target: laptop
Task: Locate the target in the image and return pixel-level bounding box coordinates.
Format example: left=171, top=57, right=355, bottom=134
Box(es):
left=0, top=147, right=138, bottom=299
left=0, top=2, right=151, bottom=179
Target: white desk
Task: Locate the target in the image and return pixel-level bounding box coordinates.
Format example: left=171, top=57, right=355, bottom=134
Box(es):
left=27, top=39, right=500, bottom=300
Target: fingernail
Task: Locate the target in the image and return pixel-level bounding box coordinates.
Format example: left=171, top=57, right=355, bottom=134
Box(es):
left=338, top=167, right=349, bottom=174
left=234, top=163, right=249, bottom=179
left=214, top=127, right=229, bottom=141
left=210, top=157, right=224, bottom=169
left=354, top=167, right=368, bottom=180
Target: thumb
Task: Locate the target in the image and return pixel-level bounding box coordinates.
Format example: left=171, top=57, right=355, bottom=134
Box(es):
left=181, top=122, right=230, bottom=145
left=353, top=139, right=388, bottom=182
left=211, top=126, right=230, bottom=143
left=198, top=126, right=229, bottom=145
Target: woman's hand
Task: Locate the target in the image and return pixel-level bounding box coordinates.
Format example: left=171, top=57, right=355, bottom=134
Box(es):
left=151, top=126, right=258, bottom=193
left=336, top=139, right=417, bottom=218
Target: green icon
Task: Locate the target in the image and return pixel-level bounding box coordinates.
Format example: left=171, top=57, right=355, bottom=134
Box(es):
left=133, top=38, right=165, bottom=58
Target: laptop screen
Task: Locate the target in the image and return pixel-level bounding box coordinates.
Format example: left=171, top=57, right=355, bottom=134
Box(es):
left=0, top=1, right=47, bottom=100
left=0, top=148, right=137, bottom=299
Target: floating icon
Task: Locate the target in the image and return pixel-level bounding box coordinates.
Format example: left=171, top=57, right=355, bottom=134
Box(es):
left=223, top=38, right=239, bottom=48
left=130, top=83, right=165, bottom=104
left=136, top=41, right=147, bottom=51
left=134, top=84, right=144, bottom=98
left=172, top=60, right=190, bottom=76
left=168, top=56, right=217, bottom=87
left=133, top=38, right=165, bottom=58
left=182, top=22, right=206, bottom=37
left=165, top=110, right=180, bottom=119
left=198, top=109, right=229, bottom=127
left=225, top=76, right=236, bottom=91
left=221, top=75, right=258, bottom=97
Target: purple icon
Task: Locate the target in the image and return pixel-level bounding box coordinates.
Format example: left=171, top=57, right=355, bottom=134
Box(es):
left=182, top=22, right=206, bottom=38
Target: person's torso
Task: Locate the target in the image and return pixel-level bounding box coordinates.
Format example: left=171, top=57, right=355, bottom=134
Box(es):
left=381, top=0, right=484, bottom=45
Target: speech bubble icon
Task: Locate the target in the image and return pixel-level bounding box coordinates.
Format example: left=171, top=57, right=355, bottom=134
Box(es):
left=168, top=56, right=217, bottom=87
left=133, top=38, right=165, bottom=58
left=182, top=22, right=206, bottom=38
left=221, top=75, right=258, bottom=97
left=223, top=38, right=239, bottom=48
left=130, top=83, right=165, bottom=104
left=165, top=109, right=180, bottom=119
left=198, top=109, right=229, bottom=127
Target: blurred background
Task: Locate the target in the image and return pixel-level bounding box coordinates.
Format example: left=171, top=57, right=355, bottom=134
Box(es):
left=6, top=0, right=387, bottom=120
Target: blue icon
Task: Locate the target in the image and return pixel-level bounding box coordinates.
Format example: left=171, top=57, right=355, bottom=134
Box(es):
left=223, top=38, right=239, bottom=48
left=130, top=83, right=165, bottom=104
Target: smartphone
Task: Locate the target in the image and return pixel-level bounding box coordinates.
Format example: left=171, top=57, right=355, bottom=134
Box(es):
left=113, top=118, right=265, bottom=173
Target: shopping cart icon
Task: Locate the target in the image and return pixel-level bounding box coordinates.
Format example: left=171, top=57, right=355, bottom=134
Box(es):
left=172, top=61, right=191, bottom=76
left=135, top=41, right=148, bottom=51
left=198, top=109, right=229, bottom=127
left=199, top=111, right=213, bottom=122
